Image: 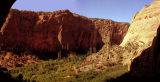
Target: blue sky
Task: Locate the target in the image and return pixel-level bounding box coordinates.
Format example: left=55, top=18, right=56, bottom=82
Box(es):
left=12, top=0, right=154, bottom=23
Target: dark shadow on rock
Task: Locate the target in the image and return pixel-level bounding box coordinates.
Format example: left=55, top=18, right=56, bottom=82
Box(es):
left=0, top=0, right=16, bottom=29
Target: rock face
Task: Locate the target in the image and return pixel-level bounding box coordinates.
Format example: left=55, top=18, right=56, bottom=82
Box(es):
left=128, top=0, right=160, bottom=77
left=75, top=20, right=129, bottom=72
left=121, top=0, right=160, bottom=46
left=91, top=18, right=129, bottom=45
left=130, top=25, right=160, bottom=76
left=0, top=9, right=103, bottom=53
left=0, top=9, right=130, bottom=55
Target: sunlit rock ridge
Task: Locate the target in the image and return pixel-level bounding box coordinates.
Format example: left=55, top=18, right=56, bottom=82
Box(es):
left=121, top=0, right=160, bottom=46
left=128, top=0, right=160, bottom=76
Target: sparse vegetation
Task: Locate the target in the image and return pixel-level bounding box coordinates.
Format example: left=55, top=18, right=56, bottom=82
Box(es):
left=8, top=52, right=128, bottom=82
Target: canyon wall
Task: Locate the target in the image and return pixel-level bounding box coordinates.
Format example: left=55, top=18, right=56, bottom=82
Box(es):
left=130, top=26, right=160, bottom=76
left=0, top=9, right=129, bottom=54
left=128, top=0, right=160, bottom=77
left=0, top=9, right=103, bottom=53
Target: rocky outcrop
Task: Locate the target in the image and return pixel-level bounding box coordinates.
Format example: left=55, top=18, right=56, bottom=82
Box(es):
left=91, top=18, right=129, bottom=45
left=0, top=9, right=129, bottom=55
left=76, top=20, right=130, bottom=72
left=0, top=52, right=39, bottom=70
left=121, top=0, right=160, bottom=46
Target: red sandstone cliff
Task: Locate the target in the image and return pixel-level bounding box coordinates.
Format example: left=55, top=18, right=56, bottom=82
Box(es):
left=0, top=9, right=129, bottom=54
left=0, top=9, right=103, bottom=53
